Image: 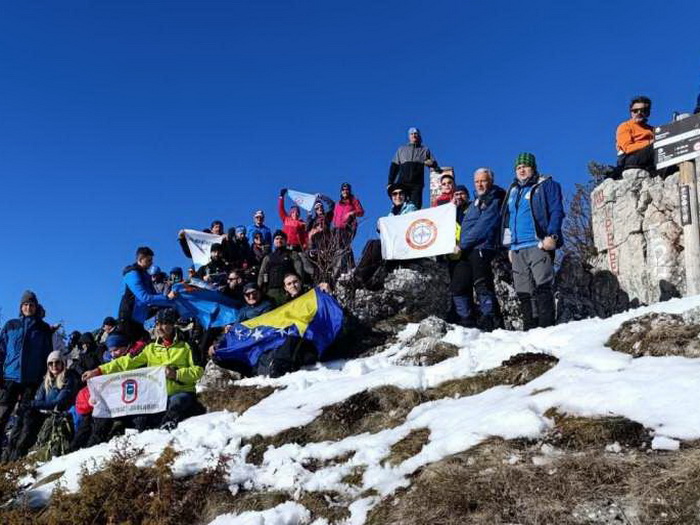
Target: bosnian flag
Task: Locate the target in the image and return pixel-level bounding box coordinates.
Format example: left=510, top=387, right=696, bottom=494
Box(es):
left=378, top=204, right=457, bottom=260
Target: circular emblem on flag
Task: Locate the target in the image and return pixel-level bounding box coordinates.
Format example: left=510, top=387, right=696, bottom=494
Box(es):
left=405, top=218, right=438, bottom=250
left=694, top=141, right=700, bottom=152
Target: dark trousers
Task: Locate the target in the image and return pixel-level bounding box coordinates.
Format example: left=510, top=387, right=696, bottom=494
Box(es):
left=405, top=184, right=423, bottom=209
left=0, top=382, right=38, bottom=451
left=6, top=408, right=46, bottom=461
left=132, top=392, right=199, bottom=431
left=617, top=144, right=654, bottom=171
left=450, top=249, right=498, bottom=324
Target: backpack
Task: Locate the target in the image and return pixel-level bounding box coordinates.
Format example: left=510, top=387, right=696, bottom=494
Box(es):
left=255, top=336, right=318, bottom=378
left=32, top=411, right=74, bottom=462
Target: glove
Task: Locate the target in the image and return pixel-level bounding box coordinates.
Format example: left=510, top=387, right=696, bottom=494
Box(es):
left=280, top=188, right=287, bottom=197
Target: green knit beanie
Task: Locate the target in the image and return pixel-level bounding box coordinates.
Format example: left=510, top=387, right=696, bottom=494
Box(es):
left=514, top=152, right=537, bottom=171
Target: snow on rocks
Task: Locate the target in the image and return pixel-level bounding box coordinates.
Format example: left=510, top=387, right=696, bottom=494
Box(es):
left=208, top=501, right=311, bottom=525
left=24, top=295, right=700, bottom=523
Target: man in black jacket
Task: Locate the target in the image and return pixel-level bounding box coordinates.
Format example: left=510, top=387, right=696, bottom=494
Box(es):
left=387, top=127, right=440, bottom=208
left=257, top=231, right=304, bottom=305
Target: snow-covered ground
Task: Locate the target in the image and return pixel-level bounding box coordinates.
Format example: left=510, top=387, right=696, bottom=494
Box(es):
left=24, top=296, right=700, bottom=524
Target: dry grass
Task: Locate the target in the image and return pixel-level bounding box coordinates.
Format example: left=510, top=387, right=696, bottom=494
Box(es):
left=245, top=353, right=558, bottom=466
left=199, top=384, right=276, bottom=415
left=341, top=466, right=366, bottom=486
left=0, top=441, right=233, bottom=525
left=606, top=312, right=700, bottom=358
left=384, top=428, right=431, bottom=467
left=544, top=409, right=650, bottom=450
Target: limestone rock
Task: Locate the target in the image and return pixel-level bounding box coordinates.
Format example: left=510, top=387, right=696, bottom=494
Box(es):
left=416, top=316, right=449, bottom=339
left=591, top=171, right=685, bottom=305
left=394, top=336, right=460, bottom=366
left=198, top=360, right=241, bottom=392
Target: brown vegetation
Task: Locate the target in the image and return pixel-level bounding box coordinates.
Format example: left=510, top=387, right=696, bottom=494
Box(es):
left=199, top=384, right=276, bottom=414
left=606, top=312, right=700, bottom=358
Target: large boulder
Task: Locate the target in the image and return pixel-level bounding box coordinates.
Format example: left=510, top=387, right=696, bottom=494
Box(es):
left=591, top=170, right=685, bottom=305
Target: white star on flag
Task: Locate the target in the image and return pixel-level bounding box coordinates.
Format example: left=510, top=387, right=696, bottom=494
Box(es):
left=251, top=328, right=264, bottom=341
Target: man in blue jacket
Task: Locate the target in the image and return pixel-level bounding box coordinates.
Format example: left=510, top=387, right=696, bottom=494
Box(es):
left=501, top=153, right=565, bottom=329
left=118, top=246, right=176, bottom=343
left=450, top=168, right=505, bottom=331
left=0, top=290, right=54, bottom=452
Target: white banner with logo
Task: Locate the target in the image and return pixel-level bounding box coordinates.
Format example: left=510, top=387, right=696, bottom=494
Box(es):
left=88, top=366, right=168, bottom=418
left=287, top=189, right=317, bottom=211
left=184, top=229, right=226, bottom=268
left=378, top=204, right=457, bottom=260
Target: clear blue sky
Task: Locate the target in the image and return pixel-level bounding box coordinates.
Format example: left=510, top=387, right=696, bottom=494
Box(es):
left=1, top=0, right=698, bottom=330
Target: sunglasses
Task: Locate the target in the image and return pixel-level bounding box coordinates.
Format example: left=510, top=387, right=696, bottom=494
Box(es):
left=391, top=191, right=404, bottom=196
left=244, top=291, right=258, bottom=296
left=48, top=361, right=63, bottom=366
left=631, top=107, right=649, bottom=114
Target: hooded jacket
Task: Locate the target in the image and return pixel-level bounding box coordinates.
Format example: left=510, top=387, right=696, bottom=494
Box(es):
left=500, top=175, right=565, bottom=249
left=459, top=186, right=506, bottom=252
left=388, top=200, right=418, bottom=216
left=0, top=303, right=54, bottom=385
left=31, top=372, right=78, bottom=411
left=99, top=336, right=202, bottom=396
left=388, top=142, right=439, bottom=188
left=118, top=264, right=173, bottom=324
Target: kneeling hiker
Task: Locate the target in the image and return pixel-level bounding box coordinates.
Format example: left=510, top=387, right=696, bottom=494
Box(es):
left=6, top=351, right=77, bottom=461
left=83, top=309, right=203, bottom=431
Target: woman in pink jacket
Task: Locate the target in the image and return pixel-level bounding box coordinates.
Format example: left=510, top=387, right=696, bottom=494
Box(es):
left=332, top=182, right=364, bottom=241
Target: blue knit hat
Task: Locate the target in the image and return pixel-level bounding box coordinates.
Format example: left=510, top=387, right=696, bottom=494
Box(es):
left=106, top=333, right=129, bottom=350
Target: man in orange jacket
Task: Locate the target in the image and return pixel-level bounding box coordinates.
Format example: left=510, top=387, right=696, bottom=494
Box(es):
left=616, top=95, right=655, bottom=173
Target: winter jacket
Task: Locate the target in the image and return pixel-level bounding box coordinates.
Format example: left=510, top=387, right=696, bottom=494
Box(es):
left=195, top=258, right=231, bottom=287
left=278, top=198, right=308, bottom=249
left=307, top=195, right=335, bottom=232
left=0, top=309, right=54, bottom=385
left=460, top=186, right=505, bottom=252
left=258, top=248, right=304, bottom=290
left=99, top=337, right=202, bottom=396
left=388, top=142, right=439, bottom=188
left=224, top=236, right=253, bottom=268
left=31, top=372, right=78, bottom=411
left=388, top=201, right=418, bottom=216
left=332, top=196, right=364, bottom=229
left=118, top=264, right=173, bottom=324
left=616, top=119, right=654, bottom=155
left=501, top=175, right=565, bottom=249
left=247, top=224, right=273, bottom=246
left=238, top=299, right=274, bottom=322
left=434, top=192, right=454, bottom=207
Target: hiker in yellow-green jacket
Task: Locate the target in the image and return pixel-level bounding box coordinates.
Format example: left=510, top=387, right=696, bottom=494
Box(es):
left=82, top=308, right=203, bottom=431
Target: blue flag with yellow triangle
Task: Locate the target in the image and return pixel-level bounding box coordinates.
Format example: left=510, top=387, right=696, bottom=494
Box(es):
left=214, top=287, right=344, bottom=368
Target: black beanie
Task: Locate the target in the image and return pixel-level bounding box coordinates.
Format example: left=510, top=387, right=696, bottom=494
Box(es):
left=20, top=290, right=37, bottom=305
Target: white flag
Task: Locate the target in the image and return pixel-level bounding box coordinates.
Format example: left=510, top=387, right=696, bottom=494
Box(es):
left=88, top=366, right=168, bottom=418
left=287, top=189, right=317, bottom=212
left=378, top=204, right=457, bottom=260
left=183, top=229, right=226, bottom=268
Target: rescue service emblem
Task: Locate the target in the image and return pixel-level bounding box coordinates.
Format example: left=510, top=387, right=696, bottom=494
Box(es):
left=405, top=218, right=438, bottom=250
left=121, top=379, right=139, bottom=404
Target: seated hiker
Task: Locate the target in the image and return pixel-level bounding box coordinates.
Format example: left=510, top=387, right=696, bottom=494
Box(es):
left=616, top=95, right=655, bottom=174
left=258, top=230, right=305, bottom=305
left=450, top=167, right=505, bottom=331
left=251, top=231, right=271, bottom=270
left=5, top=351, right=78, bottom=461
left=434, top=174, right=456, bottom=206
left=239, top=282, right=274, bottom=320
left=353, top=184, right=417, bottom=290
left=177, top=220, right=225, bottom=258
left=76, top=334, right=133, bottom=448
left=223, top=269, right=246, bottom=303
left=118, top=246, right=176, bottom=344
left=278, top=189, right=308, bottom=250
left=211, top=286, right=344, bottom=378
left=82, top=308, right=204, bottom=432
left=280, top=273, right=331, bottom=305
left=195, top=243, right=231, bottom=289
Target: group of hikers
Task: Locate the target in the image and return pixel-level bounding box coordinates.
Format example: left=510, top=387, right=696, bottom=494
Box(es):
left=1, top=95, right=681, bottom=462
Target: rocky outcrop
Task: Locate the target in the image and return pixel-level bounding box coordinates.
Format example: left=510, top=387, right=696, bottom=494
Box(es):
left=606, top=311, right=700, bottom=358
left=591, top=169, right=685, bottom=305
